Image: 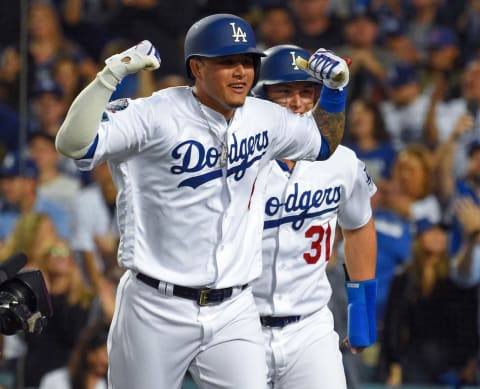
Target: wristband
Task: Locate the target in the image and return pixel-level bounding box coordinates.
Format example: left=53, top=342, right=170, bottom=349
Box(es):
left=319, top=85, right=347, bottom=113
left=345, top=278, right=377, bottom=347
left=96, top=68, right=120, bottom=92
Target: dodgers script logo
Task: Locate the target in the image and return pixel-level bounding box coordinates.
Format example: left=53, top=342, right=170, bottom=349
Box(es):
left=264, top=183, right=341, bottom=230
left=170, top=131, right=269, bottom=188
left=230, top=22, right=248, bottom=42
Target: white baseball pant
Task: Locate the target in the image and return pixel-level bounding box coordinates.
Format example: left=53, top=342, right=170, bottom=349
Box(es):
left=107, top=271, right=267, bottom=389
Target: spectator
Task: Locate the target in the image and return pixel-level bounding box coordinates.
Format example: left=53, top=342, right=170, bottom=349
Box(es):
left=388, top=144, right=441, bottom=225
left=450, top=197, right=480, bottom=287
left=23, top=238, right=95, bottom=388
left=345, top=98, right=397, bottom=184
left=70, top=162, right=119, bottom=288
left=406, top=0, right=457, bottom=62
left=435, top=138, right=480, bottom=256
left=435, top=58, right=480, bottom=178
left=52, top=56, right=84, bottom=107
left=30, top=79, right=68, bottom=137
left=28, top=132, right=81, bottom=219
left=107, top=0, right=196, bottom=77
left=26, top=1, right=98, bottom=89
left=370, top=180, right=413, bottom=340
left=0, top=152, right=71, bottom=242
left=0, top=103, right=20, bottom=155
left=38, top=320, right=109, bottom=389
left=0, top=212, right=58, bottom=269
left=288, top=0, right=345, bottom=53
left=420, top=26, right=462, bottom=101
left=0, top=46, right=30, bottom=112
left=457, top=0, right=480, bottom=63
left=59, top=0, right=117, bottom=61
left=379, top=218, right=478, bottom=387
left=335, top=8, right=395, bottom=102
left=434, top=115, right=476, bottom=207
left=380, top=62, right=432, bottom=150
left=381, top=19, right=421, bottom=68
left=449, top=199, right=480, bottom=353
left=254, top=5, right=296, bottom=51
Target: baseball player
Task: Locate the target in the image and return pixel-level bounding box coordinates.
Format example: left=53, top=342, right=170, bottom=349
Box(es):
left=55, top=14, right=350, bottom=389
left=251, top=44, right=378, bottom=389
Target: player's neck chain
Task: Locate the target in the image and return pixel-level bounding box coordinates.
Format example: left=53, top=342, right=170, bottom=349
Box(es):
left=192, top=91, right=229, bottom=167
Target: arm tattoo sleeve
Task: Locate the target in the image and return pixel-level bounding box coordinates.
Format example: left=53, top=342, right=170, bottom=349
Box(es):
left=312, top=106, right=345, bottom=156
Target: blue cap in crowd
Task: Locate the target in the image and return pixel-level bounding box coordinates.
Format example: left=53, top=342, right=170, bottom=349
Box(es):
left=32, top=79, right=64, bottom=100
left=414, top=218, right=449, bottom=236
left=382, top=18, right=408, bottom=38
left=467, top=139, right=480, bottom=157
left=0, top=152, right=39, bottom=179
left=386, top=62, right=418, bottom=88
left=427, top=27, right=458, bottom=50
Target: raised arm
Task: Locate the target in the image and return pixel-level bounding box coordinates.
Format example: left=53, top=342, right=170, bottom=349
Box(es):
left=55, top=40, right=160, bottom=159
left=451, top=197, right=480, bottom=286
left=434, top=113, right=474, bottom=203
left=296, top=49, right=350, bottom=157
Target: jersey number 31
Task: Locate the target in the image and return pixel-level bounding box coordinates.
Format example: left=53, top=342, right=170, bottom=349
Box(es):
left=303, top=224, right=332, bottom=264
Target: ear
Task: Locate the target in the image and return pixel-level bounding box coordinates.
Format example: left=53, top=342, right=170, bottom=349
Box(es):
left=189, top=58, right=204, bottom=80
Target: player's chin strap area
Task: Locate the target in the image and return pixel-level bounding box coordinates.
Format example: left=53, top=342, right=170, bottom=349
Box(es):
left=343, top=265, right=377, bottom=348
left=136, top=273, right=248, bottom=306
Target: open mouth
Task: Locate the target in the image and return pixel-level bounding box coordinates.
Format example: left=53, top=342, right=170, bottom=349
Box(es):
left=229, top=83, right=247, bottom=93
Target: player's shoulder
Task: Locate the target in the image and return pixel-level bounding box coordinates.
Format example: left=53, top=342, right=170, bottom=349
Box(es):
left=329, top=145, right=358, bottom=165
left=245, top=95, right=284, bottom=112
left=150, top=85, right=191, bottom=102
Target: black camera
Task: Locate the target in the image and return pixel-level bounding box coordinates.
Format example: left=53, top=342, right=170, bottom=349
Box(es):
left=0, top=253, right=53, bottom=335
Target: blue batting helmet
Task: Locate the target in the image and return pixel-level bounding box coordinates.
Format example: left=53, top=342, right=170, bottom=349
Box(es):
left=252, top=45, right=320, bottom=98
left=184, top=13, right=265, bottom=82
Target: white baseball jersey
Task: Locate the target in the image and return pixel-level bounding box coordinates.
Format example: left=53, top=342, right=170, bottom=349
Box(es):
left=75, top=86, right=323, bottom=288
left=252, top=145, right=377, bottom=316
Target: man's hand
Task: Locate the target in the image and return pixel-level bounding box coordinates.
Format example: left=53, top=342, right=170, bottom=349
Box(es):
left=303, top=49, right=350, bottom=90
left=456, top=197, right=480, bottom=240
left=97, top=40, right=161, bottom=91
left=105, top=40, right=161, bottom=81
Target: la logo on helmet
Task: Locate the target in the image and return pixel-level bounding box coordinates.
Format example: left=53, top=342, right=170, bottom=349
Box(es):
left=289, top=51, right=300, bottom=70
left=230, top=23, right=247, bottom=42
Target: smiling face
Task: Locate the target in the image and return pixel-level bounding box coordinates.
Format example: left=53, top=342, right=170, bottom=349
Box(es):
left=190, top=54, right=256, bottom=119
left=265, top=81, right=319, bottom=114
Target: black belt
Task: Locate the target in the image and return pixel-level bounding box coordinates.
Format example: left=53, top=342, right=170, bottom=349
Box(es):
left=260, top=315, right=301, bottom=328
left=136, top=273, right=248, bottom=306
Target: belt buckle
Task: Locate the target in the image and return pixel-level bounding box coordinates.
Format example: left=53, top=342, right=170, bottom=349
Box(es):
left=198, top=288, right=214, bottom=306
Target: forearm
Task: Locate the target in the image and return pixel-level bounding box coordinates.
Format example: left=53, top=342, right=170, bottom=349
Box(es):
left=311, top=86, right=346, bottom=156
left=311, top=108, right=344, bottom=156
left=434, top=137, right=456, bottom=202
left=453, top=233, right=480, bottom=277
left=55, top=69, right=117, bottom=159
left=343, top=218, right=377, bottom=349
left=56, top=40, right=160, bottom=159
left=343, top=217, right=377, bottom=281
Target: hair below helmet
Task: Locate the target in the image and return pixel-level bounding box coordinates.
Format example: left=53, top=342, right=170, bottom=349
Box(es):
left=252, top=45, right=320, bottom=98
left=184, top=13, right=265, bottom=83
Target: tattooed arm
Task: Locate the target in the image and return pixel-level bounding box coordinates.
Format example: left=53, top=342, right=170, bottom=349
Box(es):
left=312, top=106, right=345, bottom=156
left=301, top=49, right=349, bottom=158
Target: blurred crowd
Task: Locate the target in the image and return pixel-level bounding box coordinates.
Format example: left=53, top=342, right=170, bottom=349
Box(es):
left=0, top=0, right=480, bottom=388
